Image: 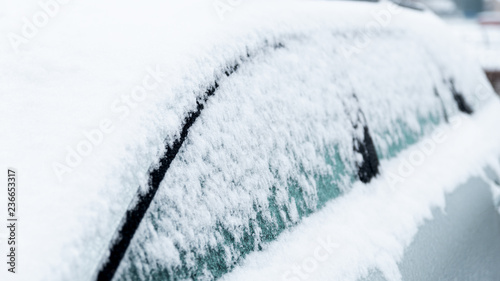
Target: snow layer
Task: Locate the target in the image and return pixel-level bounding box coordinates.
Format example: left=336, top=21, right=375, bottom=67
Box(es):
left=221, top=96, right=500, bottom=281
left=113, top=3, right=495, bottom=281
left=446, top=18, right=500, bottom=71
left=0, top=1, right=497, bottom=281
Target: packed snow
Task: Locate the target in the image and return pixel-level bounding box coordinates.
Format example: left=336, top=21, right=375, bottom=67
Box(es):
left=0, top=1, right=498, bottom=281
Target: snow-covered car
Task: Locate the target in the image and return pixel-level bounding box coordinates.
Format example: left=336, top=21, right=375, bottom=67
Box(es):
left=1, top=1, right=500, bottom=281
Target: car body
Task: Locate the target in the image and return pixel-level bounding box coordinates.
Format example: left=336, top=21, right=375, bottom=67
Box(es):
left=1, top=1, right=500, bottom=281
